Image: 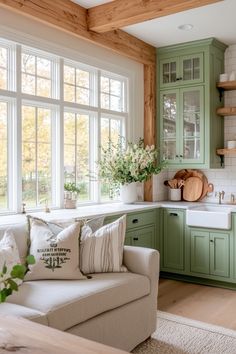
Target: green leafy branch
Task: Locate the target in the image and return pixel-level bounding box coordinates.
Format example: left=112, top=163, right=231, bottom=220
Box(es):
left=64, top=182, right=80, bottom=194
left=0, top=255, right=35, bottom=303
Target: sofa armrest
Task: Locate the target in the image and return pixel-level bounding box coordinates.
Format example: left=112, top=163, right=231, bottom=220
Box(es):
left=123, top=246, right=160, bottom=285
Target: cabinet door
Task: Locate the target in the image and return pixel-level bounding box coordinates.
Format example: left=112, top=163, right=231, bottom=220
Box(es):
left=160, top=57, right=179, bottom=88
left=179, top=86, right=204, bottom=164
left=180, top=53, right=204, bottom=85
left=160, top=90, right=180, bottom=163
left=210, top=232, right=229, bottom=277
left=163, top=209, right=184, bottom=270
left=190, top=230, right=209, bottom=274
left=127, top=225, right=155, bottom=249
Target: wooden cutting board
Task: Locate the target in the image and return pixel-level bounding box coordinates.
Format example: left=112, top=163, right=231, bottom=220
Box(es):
left=183, top=176, right=203, bottom=201
left=199, top=175, right=214, bottom=200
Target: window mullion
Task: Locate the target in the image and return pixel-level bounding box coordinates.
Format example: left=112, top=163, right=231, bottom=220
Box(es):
left=97, top=70, right=102, bottom=203
left=35, top=107, right=38, bottom=206
left=15, top=44, right=22, bottom=213
left=75, top=113, right=77, bottom=187
left=59, top=58, right=64, bottom=208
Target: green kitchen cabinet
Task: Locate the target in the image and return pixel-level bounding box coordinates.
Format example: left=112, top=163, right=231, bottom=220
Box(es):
left=158, top=38, right=227, bottom=169
left=162, top=208, right=185, bottom=271
left=126, top=225, right=155, bottom=248
left=104, top=208, right=159, bottom=250
left=190, top=230, right=210, bottom=274
left=160, top=86, right=204, bottom=164
left=160, top=52, right=203, bottom=88
left=190, top=229, right=230, bottom=278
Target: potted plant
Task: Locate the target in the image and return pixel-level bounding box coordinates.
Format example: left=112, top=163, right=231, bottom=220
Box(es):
left=98, top=138, right=167, bottom=203
left=64, top=182, right=80, bottom=209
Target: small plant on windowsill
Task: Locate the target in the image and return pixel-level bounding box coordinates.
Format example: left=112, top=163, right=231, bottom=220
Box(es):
left=64, top=182, right=80, bottom=209
left=98, top=138, right=167, bottom=203
left=0, top=255, right=35, bottom=303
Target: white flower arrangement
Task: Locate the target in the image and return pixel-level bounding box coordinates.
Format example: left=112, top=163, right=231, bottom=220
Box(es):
left=98, top=138, right=167, bottom=189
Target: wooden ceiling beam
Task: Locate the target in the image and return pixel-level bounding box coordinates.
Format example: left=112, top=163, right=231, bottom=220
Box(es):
left=88, top=0, right=223, bottom=33
left=0, top=0, right=156, bottom=65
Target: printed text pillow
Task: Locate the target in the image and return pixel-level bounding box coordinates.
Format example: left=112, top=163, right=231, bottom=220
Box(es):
left=25, top=217, right=85, bottom=280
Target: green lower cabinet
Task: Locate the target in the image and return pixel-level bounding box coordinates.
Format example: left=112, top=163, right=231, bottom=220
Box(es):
left=190, top=230, right=209, bottom=274
left=126, top=225, right=155, bottom=248
left=210, top=232, right=229, bottom=278
left=104, top=208, right=159, bottom=250
left=190, top=229, right=230, bottom=278
left=162, top=209, right=185, bottom=271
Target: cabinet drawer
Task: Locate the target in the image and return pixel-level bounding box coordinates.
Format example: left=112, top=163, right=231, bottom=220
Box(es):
left=126, top=225, right=155, bottom=249
left=126, top=210, right=156, bottom=229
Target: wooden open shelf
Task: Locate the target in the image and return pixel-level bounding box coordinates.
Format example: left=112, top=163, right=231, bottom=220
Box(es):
left=216, top=107, right=236, bottom=116
left=216, top=148, right=236, bottom=155
left=217, top=80, right=236, bottom=90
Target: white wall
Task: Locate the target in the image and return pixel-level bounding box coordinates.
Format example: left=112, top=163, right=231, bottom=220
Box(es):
left=0, top=7, right=144, bottom=142
left=154, top=44, right=236, bottom=203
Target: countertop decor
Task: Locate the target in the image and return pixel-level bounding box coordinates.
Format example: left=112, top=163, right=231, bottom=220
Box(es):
left=98, top=138, right=167, bottom=203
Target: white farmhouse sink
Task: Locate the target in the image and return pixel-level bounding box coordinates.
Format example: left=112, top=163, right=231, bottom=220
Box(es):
left=186, top=205, right=232, bottom=229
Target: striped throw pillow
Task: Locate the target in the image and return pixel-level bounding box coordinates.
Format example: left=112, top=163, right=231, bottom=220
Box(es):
left=80, top=215, right=127, bottom=274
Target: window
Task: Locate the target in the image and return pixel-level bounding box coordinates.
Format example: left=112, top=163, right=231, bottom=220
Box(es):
left=22, top=104, right=54, bottom=207
left=64, top=63, right=94, bottom=105
left=100, top=74, right=125, bottom=112
left=64, top=110, right=92, bottom=202
left=0, top=38, right=128, bottom=213
left=21, top=50, right=56, bottom=98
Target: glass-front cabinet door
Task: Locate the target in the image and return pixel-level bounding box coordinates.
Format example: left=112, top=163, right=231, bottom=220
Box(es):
left=160, top=86, right=204, bottom=165
left=180, top=53, right=204, bottom=85
left=160, top=90, right=179, bottom=162
left=179, top=86, right=204, bottom=164
left=160, top=53, right=203, bottom=88
left=160, top=58, right=178, bottom=88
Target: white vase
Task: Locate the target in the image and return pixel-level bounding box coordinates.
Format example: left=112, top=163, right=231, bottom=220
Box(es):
left=120, top=182, right=137, bottom=204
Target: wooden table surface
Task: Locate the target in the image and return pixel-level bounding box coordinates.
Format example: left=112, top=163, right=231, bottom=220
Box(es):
left=0, top=316, right=128, bottom=354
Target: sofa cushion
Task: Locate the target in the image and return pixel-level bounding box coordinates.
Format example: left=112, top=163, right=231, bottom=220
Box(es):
left=80, top=215, right=127, bottom=274
left=0, top=223, right=29, bottom=263
left=1, top=302, right=48, bottom=326
left=8, top=272, right=150, bottom=331
left=25, top=219, right=85, bottom=280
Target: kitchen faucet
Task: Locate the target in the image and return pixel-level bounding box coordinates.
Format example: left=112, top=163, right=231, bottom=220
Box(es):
left=215, top=191, right=225, bottom=204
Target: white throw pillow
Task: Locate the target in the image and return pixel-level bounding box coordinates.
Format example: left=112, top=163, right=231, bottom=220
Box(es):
left=80, top=215, right=127, bottom=274
left=77, top=216, right=105, bottom=233
left=0, top=230, right=22, bottom=284
left=25, top=217, right=85, bottom=280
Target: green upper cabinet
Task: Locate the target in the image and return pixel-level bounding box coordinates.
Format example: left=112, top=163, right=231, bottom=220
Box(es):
left=161, top=86, right=204, bottom=164
left=160, top=53, right=203, bottom=88
left=158, top=38, right=227, bottom=169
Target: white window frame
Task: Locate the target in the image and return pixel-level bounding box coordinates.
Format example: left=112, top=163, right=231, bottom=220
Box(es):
left=0, top=37, right=129, bottom=214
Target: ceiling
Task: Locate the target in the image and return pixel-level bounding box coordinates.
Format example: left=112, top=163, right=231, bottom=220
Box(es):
left=72, top=0, right=236, bottom=47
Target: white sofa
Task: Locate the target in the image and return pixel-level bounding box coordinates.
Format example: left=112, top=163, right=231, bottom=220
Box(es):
left=0, top=222, right=160, bottom=352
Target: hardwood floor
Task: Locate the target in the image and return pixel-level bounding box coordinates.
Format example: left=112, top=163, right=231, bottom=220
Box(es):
left=158, top=278, right=236, bottom=330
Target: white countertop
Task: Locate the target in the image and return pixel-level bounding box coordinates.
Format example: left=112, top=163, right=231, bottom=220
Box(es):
left=1, top=201, right=236, bottom=226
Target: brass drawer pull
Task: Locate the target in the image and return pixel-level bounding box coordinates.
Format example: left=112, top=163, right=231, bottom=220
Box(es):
left=133, top=237, right=139, bottom=241
left=132, top=219, right=139, bottom=224
left=170, top=213, right=178, bottom=216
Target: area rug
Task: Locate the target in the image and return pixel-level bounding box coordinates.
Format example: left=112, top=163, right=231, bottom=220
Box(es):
left=132, top=311, right=236, bottom=353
